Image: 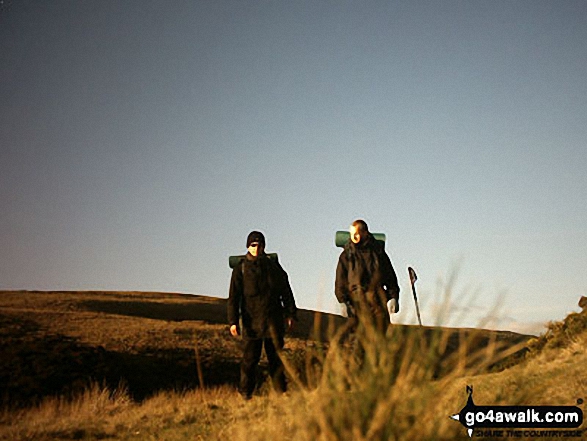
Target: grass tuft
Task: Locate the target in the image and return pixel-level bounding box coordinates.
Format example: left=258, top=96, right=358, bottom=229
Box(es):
left=527, top=308, right=587, bottom=355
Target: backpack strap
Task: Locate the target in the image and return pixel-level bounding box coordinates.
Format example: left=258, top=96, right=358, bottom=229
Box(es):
left=346, top=242, right=358, bottom=271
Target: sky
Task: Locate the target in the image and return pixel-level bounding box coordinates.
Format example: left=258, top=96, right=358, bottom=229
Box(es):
left=1, top=1, right=586, bottom=335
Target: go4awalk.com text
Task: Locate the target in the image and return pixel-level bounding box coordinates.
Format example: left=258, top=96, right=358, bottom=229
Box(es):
left=450, top=386, right=584, bottom=438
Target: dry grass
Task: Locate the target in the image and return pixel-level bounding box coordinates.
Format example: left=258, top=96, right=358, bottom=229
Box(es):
left=0, top=383, right=247, bottom=441
left=1, top=289, right=584, bottom=440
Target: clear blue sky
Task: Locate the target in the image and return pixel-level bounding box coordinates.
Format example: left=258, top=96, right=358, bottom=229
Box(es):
left=1, top=1, right=586, bottom=335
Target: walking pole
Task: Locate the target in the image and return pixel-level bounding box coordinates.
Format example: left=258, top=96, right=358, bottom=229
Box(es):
left=408, top=267, right=422, bottom=326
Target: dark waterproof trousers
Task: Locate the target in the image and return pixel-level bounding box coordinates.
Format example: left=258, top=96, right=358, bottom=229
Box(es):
left=349, top=288, right=390, bottom=334
left=240, top=334, right=286, bottom=398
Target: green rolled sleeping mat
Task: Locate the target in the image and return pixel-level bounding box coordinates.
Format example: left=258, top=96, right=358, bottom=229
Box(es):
left=228, top=253, right=279, bottom=269
left=335, top=231, right=386, bottom=248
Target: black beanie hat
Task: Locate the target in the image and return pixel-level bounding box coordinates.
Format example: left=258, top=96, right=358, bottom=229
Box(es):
left=247, top=231, right=265, bottom=248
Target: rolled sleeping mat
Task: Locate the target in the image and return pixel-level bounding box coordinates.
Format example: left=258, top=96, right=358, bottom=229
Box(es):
left=335, top=231, right=386, bottom=248
left=229, top=253, right=279, bottom=269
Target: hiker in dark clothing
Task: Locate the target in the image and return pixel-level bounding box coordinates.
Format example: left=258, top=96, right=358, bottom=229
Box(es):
left=228, top=231, right=297, bottom=399
left=335, top=220, right=400, bottom=332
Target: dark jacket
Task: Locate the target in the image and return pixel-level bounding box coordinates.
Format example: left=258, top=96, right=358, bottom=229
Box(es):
left=228, top=253, right=297, bottom=339
left=335, top=234, right=400, bottom=313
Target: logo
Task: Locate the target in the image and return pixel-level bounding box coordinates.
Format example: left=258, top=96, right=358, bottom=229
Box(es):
left=450, top=386, right=584, bottom=438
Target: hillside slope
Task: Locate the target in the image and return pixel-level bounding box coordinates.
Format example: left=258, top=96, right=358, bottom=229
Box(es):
left=2, top=291, right=585, bottom=440
left=1, top=290, right=530, bottom=407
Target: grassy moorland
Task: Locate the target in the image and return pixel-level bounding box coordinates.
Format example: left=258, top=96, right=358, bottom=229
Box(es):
left=0, top=290, right=584, bottom=440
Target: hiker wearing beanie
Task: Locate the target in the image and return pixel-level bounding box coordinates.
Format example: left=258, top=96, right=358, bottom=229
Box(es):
left=335, top=220, right=400, bottom=333
left=227, top=231, right=297, bottom=399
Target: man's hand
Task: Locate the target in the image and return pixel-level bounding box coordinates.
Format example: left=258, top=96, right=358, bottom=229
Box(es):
left=387, top=298, right=398, bottom=325
left=230, top=324, right=240, bottom=337
left=285, top=317, right=295, bottom=333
